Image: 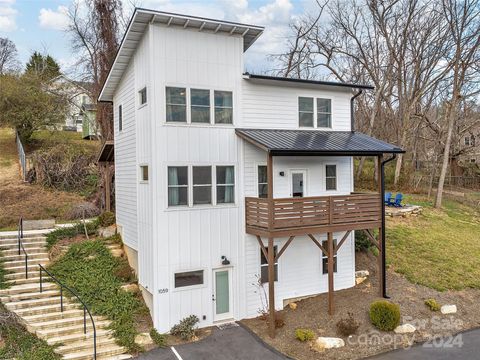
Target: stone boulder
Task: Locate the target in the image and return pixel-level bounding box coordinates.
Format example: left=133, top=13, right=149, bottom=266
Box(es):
left=121, top=283, right=139, bottom=293
left=394, top=324, right=416, bottom=334
left=355, top=270, right=369, bottom=285
left=98, top=225, right=117, bottom=238
left=441, top=305, right=457, bottom=314
left=312, top=337, right=345, bottom=352
left=135, top=332, right=153, bottom=346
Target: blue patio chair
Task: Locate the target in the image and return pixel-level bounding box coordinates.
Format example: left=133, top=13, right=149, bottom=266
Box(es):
left=393, top=193, right=403, bottom=207
left=384, top=192, right=392, bottom=205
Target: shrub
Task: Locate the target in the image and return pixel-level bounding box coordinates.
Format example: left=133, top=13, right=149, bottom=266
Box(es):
left=114, top=260, right=136, bottom=283
left=355, top=231, right=371, bottom=252
left=150, top=328, right=167, bottom=348
left=336, top=312, right=360, bottom=336
left=295, top=328, right=315, bottom=342
left=369, top=300, right=401, bottom=331
left=46, top=221, right=98, bottom=249
left=170, top=315, right=199, bottom=340
left=65, top=202, right=100, bottom=220
left=98, top=211, right=116, bottom=227
left=425, top=298, right=441, bottom=312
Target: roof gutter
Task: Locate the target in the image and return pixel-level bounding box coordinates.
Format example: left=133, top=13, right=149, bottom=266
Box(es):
left=350, top=90, right=363, bottom=132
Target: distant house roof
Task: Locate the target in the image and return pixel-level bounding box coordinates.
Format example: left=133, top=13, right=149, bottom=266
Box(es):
left=235, top=129, right=404, bottom=156
left=99, top=8, right=264, bottom=102
left=243, top=74, right=374, bottom=90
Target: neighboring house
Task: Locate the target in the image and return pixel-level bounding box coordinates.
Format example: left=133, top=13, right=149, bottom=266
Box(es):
left=98, top=9, right=404, bottom=334
left=50, top=75, right=99, bottom=138
left=458, top=131, right=480, bottom=164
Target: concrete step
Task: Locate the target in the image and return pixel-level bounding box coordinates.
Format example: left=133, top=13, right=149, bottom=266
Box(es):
left=3, top=264, right=47, bottom=274
left=56, top=336, right=117, bottom=355
left=0, top=233, right=48, bottom=240
left=1, top=289, right=60, bottom=303
left=2, top=252, right=49, bottom=262
left=46, top=328, right=113, bottom=346
left=4, top=295, right=64, bottom=310
left=30, top=315, right=108, bottom=331
left=6, top=276, right=44, bottom=286
left=2, top=247, right=46, bottom=256
left=97, top=355, right=132, bottom=360
left=5, top=270, right=40, bottom=280
left=13, top=302, right=79, bottom=317
left=36, top=319, right=111, bottom=338
left=0, top=282, right=55, bottom=295
left=61, top=344, right=127, bottom=360
left=24, top=309, right=86, bottom=323
left=0, top=241, right=47, bottom=249
left=4, top=258, right=49, bottom=268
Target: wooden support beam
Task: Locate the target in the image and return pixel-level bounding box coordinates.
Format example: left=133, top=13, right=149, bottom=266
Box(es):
left=268, top=236, right=275, bottom=338
left=378, top=226, right=384, bottom=297
left=327, top=232, right=335, bottom=315
left=307, top=234, right=328, bottom=257
left=275, top=236, right=295, bottom=261
left=334, top=230, right=352, bottom=254
left=256, top=236, right=268, bottom=261
left=267, top=152, right=274, bottom=231
left=377, top=155, right=385, bottom=297
left=363, top=229, right=379, bottom=250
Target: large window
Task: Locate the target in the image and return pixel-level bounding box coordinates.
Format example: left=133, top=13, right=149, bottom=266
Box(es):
left=175, top=270, right=204, bottom=288
left=193, top=166, right=212, bottom=205
left=139, top=87, right=147, bottom=105
left=168, top=166, right=188, bottom=206
left=325, top=165, right=337, bottom=191
left=118, top=105, right=123, bottom=131
left=322, top=239, right=337, bottom=274
left=216, top=166, right=235, bottom=204
left=214, top=91, right=233, bottom=124
left=166, top=87, right=187, bottom=122
left=317, top=98, right=332, bottom=128
left=299, top=97, right=314, bottom=127
left=191, top=89, right=210, bottom=123
left=260, top=246, right=278, bottom=283
left=257, top=165, right=268, bottom=198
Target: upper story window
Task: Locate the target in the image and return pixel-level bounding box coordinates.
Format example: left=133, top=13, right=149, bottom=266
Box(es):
left=168, top=166, right=188, bottom=206
left=322, top=239, right=337, bottom=274
left=191, top=89, right=210, bottom=123
left=118, top=105, right=123, bottom=132
left=193, top=166, right=212, bottom=205
left=325, top=165, right=337, bottom=191
left=214, top=91, right=233, bottom=124
left=139, top=87, right=147, bottom=106
left=166, top=87, right=187, bottom=122
left=298, top=96, right=332, bottom=128
left=257, top=165, right=268, bottom=198
left=216, top=166, right=235, bottom=204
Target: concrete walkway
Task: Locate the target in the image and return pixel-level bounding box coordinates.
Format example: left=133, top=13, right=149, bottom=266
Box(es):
left=370, top=328, right=480, bottom=360
left=135, top=324, right=288, bottom=360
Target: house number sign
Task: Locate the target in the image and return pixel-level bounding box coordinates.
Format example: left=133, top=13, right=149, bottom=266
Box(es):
left=158, top=288, right=169, bottom=294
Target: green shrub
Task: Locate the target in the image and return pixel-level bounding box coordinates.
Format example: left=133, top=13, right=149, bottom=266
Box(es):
left=295, top=328, right=315, bottom=342
left=46, top=221, right=98, bottom=249
left=170, top=315, right=199, bottom=340
left=369, top=300, right=401, bottom=331
left=150, top=328, right=168, bottom=348
left=355, top=231, right=371, bottom=252
left=336, top=312, right=360, bottom=336
left=425, top=298, right=441, bottom=312
left=98, top=211, right=116, bottom=227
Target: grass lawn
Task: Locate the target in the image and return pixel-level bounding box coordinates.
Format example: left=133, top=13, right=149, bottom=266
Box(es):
left=386, top=194, right=480, bottom=291
left=27, top=129, right=99, bottom=153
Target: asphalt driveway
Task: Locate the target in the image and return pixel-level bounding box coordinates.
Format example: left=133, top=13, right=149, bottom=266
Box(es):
left=135, top=323, right=288, bottom=360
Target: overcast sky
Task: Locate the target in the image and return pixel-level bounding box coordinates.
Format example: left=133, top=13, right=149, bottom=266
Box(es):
left=0, top=0, right=316, bottom=78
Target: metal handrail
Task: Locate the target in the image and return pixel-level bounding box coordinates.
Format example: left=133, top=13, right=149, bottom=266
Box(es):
left=17, top=218, right=28, bottom=279
left=39, top=264, right=96, bottom=359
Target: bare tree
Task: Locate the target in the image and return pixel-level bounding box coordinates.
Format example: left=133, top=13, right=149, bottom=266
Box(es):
left=0, top=37, right=19, bottom=74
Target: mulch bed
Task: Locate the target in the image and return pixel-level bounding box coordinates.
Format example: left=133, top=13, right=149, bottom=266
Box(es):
left=242, top=251, right=480, bottom=359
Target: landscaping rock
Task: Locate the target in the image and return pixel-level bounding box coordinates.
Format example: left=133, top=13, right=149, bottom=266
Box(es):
left=98, top=225, right=117, bottom=238
left=289, top=302, right=297, bottom=310
left=394, top=324, right=416, bottom=334
left=356, top=277, right=367, bottom=285
left=121, top=283, right=139, bottom=293
left=312, top=337, right=345, bottom=352
left=441, top=305, right=457, bottom=314
left=135, top=332, right=153, bottom=346
left=355, top=270, right=369, bottom=278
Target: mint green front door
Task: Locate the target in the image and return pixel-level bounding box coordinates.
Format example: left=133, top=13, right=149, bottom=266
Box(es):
left=213, top=269, right=232, bottom=321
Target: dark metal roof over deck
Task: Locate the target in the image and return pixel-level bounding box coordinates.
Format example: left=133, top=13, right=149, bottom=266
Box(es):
left=235, top=129, right=404, bottom=156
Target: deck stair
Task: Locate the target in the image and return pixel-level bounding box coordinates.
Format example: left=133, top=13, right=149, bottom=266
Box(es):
left=0, top=233, right=132, bottom=360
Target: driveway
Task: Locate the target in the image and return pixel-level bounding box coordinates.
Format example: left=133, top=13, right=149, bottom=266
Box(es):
left=135, top=323, right=288, bottom=360
left=369, top=328, right=480, bottom=360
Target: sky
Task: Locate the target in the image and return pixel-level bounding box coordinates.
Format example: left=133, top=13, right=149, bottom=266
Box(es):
left=0, top=0, right=316, bottom=78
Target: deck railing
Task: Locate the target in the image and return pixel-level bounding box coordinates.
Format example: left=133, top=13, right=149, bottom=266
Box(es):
left=245, top=193, right=381, bottom=232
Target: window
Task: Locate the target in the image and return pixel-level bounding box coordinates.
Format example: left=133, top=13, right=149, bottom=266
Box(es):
left=168, top=166, right=188, bottom=206
left=193, top=166, right=212, bottom=205
left=140, top=165, right=148, bottom=182
left=166, top=87, right=187, bottom=122
left=257, top=165, right=268, bottom=198
left=299, top=97, right=314, bottom=127
left=216, top=166, right=235, bottom=204
left=175, top=270, right=204, bottom=288
left=260, top=246, right=278, bottom=283
left=139, top=87, right=147, bottom=105
left=191, top=89, right=210, bottom=123
left=471, top=135, right=476, bottom=146
left=118, top=105, right=123, bottom=131
left=326, top=165, right=337, bottom=191
left=317, top=98, right=332, bottom=128
left=322, top=239, right=337, bottom=274
left=465, top=137, right=470, bottom=146
left=214, top=91, right=233, bottom=124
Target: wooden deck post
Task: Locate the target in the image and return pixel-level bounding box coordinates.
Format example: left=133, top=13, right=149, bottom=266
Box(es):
left=377, top=155, right=384, bottom=296
left=266, top=152, right=276, bottom=337
left=327, top=231, right=334, bottom=315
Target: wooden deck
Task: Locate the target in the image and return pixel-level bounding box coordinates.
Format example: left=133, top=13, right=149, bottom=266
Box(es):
left=245, top=193, right=382, bottom=237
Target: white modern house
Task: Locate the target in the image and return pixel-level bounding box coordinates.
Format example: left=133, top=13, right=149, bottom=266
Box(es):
left=98, top=8, right=403, bottom=335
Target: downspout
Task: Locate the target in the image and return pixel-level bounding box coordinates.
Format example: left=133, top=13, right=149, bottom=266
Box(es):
left=350, top=90, right=363, bottom=132
left=381, top=153, right=397, bottom=298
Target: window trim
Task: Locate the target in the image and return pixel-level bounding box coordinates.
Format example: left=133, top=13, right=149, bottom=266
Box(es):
left=118, top=104, right=123, bottom=132
left=298, top=96, right=333, bottom=129
left=173, top=269, right=206, bottom=291
left=316, top=98, right=332, bottom=128
left=260, top=245, right=279, bottom=284
left=138, top=87, right=147, bottom=107
left=321, top=239, right=338, bottom=274
left=325, top=164, right=337, bottom=191
left=139, top=164, right=149, bottom=183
